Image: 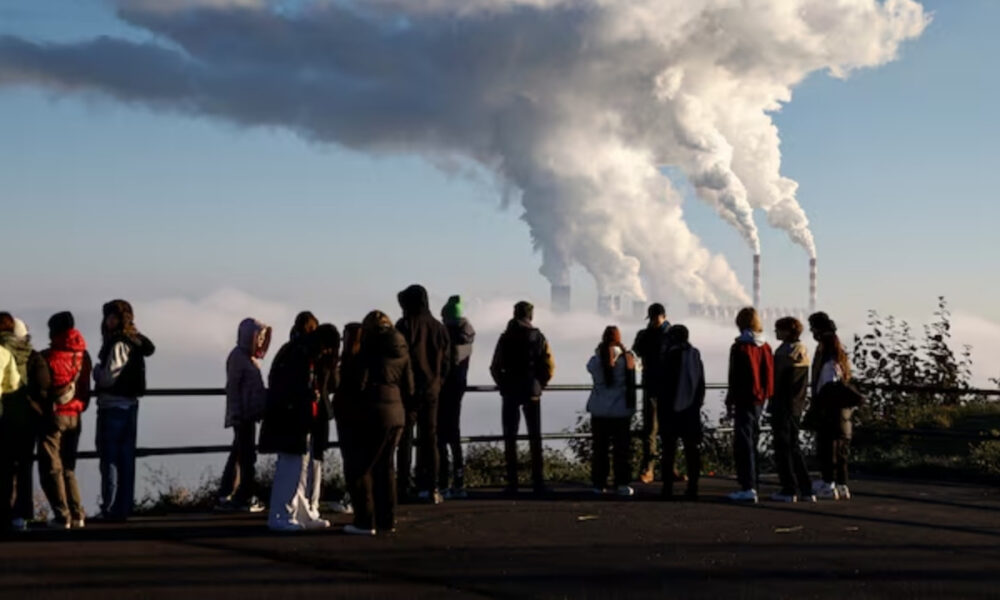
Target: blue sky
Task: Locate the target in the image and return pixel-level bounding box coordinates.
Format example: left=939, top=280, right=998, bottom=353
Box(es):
left=1, top=0, right=997, bottom=324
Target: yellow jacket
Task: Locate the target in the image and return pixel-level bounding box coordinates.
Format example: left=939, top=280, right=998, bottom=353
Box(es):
left=0, top=344, right=20, bottom=395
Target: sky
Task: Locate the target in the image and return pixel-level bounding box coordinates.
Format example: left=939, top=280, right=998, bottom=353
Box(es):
left=0, top=0, right=999, bottom=503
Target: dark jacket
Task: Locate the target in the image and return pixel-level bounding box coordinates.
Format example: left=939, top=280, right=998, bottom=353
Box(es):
left=0, top=332, right=51, bottom=421
left=662, top=342, right=706, bottom=416
left=444, top=316, right=475, bottom=371
left=490, top=319, right=555, bottom=399
left=725, top=331, right=774, bottom=408
left=632, top=321, right=670, bottom=387
left=769, top=341, right=810, bottom=418
left=95, top=333, right=156, bottom=398
left=333, top=352, right=366, bottom=424
left=259, top=338, right=319, bottom=455
left=396, top=285, right=451, bottom=401
left=361, top=326, right=414, bottom=428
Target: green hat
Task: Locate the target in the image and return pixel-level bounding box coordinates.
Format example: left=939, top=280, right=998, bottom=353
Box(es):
left=442, top=295, right=463, bottom=320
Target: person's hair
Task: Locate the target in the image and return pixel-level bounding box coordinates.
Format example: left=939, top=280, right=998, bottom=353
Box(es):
left=597, top=325, right=625, bottom=383
left=774, top=316, right=803, bottom=341
left=819, top=331, right=851, bottom=381
left=0, top=312, right=13, bottom=333
left=343, top=322, right=363, bottom=358
left=48, top=311, right=75, bottom=336
left=514, top=301, right=534, bottom=322
left=102, top=299, right=138, bottom=340
left=362, top=310, right=393, bottom=335
left=667, top=324, right=690, bottom=345
left=808, top=312, right=836, bottom=334
left=290, top=311, right=319, bottom=340
left=735, top=307, right=762, bottom=333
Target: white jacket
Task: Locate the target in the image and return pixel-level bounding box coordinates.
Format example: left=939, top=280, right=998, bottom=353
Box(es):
left=586, top=348, right=635, bottom=419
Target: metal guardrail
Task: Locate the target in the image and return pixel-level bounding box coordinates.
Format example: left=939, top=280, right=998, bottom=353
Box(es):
left=70, top=382, right=1000, bottom=460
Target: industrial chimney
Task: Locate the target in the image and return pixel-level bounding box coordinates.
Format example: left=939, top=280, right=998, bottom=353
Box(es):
left=551, top=284, right=571, bottom=314
left=753, top=254, right=761, bottom=308
left=809, top=258, right=817, bottom=313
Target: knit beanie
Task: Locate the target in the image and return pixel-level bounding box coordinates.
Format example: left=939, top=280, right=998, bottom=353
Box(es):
left=442, top=295, right=463, bottom=321
left=12, top=319, right=28, bottom=341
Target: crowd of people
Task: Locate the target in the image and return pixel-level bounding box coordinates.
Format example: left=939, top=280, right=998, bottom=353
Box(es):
left=0, top=286, right=858, bottom=535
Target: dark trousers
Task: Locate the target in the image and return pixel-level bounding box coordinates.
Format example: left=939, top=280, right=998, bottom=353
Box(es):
left=336, top=418, right=360, bottom=493
left=733, top=404, right=762, bottom=491
left=219, top=421, right=258, bottom=504
left=353, top=424, right=403, bottom=531
left=96, top=405, right=139, bottom=519
left=502, top=396, right=544, bottom=489
left=639, top=391, right=658, bottom=475
left=660, top=407, right=701, bottom=495
left=437, top=372, right=467, bottom=490
left=590, top=416, right=631, bottom=489
left=38, top=414, right=85, bottom=522
left=771, top=412, right=813, bottom=496
left=817, top=431, right=850, bottom=485
left=397, top=392, right=440, bottom=494
left=0, top=413, right=37, bottom=523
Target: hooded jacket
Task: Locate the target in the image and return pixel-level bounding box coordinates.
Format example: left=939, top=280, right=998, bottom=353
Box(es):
left=396, top=285, right=451, bottom=400
left=662, top=341, right=706, bottom=415
left=725, top=330, right=774, bottom=408
left=259, top=336, right=320, bottom=455
left=490, top=318, right=555, bottom=399
left=42, top=329, right=93, bottom=417
left=225, top=319, right=272, bottom=428
left=0, top=331, right=51, bottom=421
left=586, top=347, right=636, bottom=418
left=769, top=340, right=810, bottom=418
left=633, top=321, right=671, bottom=386
left=95, top=332, right=156, bottom=407
left=361, top=325, right=415, bottom=428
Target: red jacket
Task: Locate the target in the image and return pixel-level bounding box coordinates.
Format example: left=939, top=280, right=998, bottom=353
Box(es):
left=726, top=336, right=774, bottom=407
left=43, top=329, right=92, bottom=417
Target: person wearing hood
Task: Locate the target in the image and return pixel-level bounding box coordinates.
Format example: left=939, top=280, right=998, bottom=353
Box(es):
left=808, top=313, right=854, bottom=502
left=768, top=317, right=815, bottom=503
left=395, top=285, right=451, bottom=504
left=438, top=295, right=475, bottom=498
left=0, top=314, right=51, bottom=531
left=38, top=312, right=93, bottom=529
left=490, top=301, right=555, bottom=495
left=94, top=300, right=156, bottom=521
left=632, top=303, right=671, bottom=485
left=724, top=307, right=773, bottom=504
left=586, top=326, right=637, bottom=497
left=216, top=318, right=272, bottom=514
left=659, top=325, right=705, bottom=500
left=344, top=311, right=414, bottom=536
left=259, top=323, right=340, bottom=532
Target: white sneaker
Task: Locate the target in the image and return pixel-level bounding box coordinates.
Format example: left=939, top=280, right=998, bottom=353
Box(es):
left=10, top=518, right=27, bottom=532
left=770, top=492, right=797, bottom=503
left=343, top=524, right=376, bottom=537
left=727, top=489, right=758, bottom=503
left=836, top=485, right=851, bottom=500
left=799, top=494, right=818, bottom=503
left=73, top=519, right=86, bottom=529
left=815, top=482, right=839, bottom=500
left=327, top=500, right=353, bottom=514
left=47, top=519, right=71, bottom=530
left=616, top=485, right=635, bottom=497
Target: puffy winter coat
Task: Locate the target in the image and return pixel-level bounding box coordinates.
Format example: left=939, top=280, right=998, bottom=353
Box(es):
left=225, top=318, right=271, bottom=427
left=491, top=318, right=555, bottom=399
left=360, top=325, right=414, bottom=428
left=259, top=338, right=319, bottom=455
left=42, top=328, right=92, bottom=417
left=586, top=348, right=636, bottom=419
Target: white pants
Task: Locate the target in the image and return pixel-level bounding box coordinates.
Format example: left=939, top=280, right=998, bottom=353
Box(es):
left=306, top=457, right=323, bottom=517
left=269, top=452, right=313, bottom=529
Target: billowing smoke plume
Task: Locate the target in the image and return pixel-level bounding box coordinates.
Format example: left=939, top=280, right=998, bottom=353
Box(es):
left=0, top=0, right=927, bottom=301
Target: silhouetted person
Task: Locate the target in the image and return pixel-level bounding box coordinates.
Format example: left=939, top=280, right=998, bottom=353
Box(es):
left=333, top=323, right=365, bottom=515
left=490, top=301, right=555, bottom=496
left=395, top=285, right=450, bottom=504
left=809, top=312, right=854, bottom=501
left=586, top=326, right=636, bottom=497
left=345, top=311, right=414, bottom=536
left=438, top=295, right=475, bottom=498
left=260, top=324, right=339, bottom=531
left=38, top=312, right=93, bottom=529
left=659, top=325, right=705, bottom=500
left=94, top=300, right=155, bottom=522
left=217, top=318, right=272, bottom=514
left=0, top=314, right=50, bottom=531
left=632, top=303, right=670, bottom=484
left=724, top=307, right=773, bottom=504
left=768, top=317, right=814, bottom=503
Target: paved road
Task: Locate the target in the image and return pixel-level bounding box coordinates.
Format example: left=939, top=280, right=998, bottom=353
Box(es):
left=1, top=477, right=998, bottom=599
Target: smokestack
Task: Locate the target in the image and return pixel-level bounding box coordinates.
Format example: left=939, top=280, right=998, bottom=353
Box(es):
left=809, top=258, right=817, bottom=313
left=753, top=254, right=761, bottom=308
left=597, top=295, right=613, bottom=316
left=551, top=284, right=571, bottom=314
